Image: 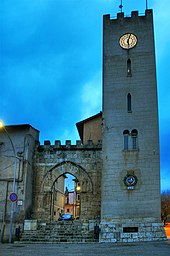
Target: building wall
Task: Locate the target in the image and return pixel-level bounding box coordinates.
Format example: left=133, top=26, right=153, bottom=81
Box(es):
left=52, top=177, right=65, bottom=220
left=83, top=116, right=102, bottom=144
left=0, top=125, right=39, bottom=239
left=101, top=10, right=165, bottom=242
left=32, top=140, right=102, bottom=221
left=64, top=191, right=75, bottom=215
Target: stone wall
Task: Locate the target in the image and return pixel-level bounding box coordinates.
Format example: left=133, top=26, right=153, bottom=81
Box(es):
left=32, top=140, right=102, bottom=222
left=100, top=218, right=166, bottom=242
left=101, top=10, right=166, bottom=241
left=0, top=125, right=39, bottom=240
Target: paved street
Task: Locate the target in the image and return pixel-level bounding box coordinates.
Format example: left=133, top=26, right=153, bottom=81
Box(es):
left=0, top=241, right=170, bottom=256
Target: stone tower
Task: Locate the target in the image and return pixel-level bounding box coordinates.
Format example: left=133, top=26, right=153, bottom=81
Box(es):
left=100, top=10, right=166, bottom=242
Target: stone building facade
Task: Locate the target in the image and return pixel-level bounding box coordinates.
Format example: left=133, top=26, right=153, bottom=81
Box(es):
left=0, top=125, right=39, bottom=241
left=100, top=9, right=166, bottom=242
left=31, top=140, right=102, bottom=222
left=0, top=9, right=167, bottom=242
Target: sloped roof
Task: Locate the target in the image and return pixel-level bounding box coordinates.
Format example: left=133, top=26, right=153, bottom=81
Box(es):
left=76, top=112, right=102, bottom=142
left=0, top=124, right=39, bottom=133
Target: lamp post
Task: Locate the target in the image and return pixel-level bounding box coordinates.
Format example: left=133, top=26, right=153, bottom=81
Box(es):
left=0, top=121, right=17, bottom=243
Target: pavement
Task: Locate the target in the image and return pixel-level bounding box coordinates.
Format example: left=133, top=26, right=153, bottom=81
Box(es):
left=0, top=240, right=170, bottom=256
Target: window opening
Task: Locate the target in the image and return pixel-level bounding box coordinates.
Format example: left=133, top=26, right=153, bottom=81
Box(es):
left=123, top=130, right=130, bottom=150
left=127, top=93, right=132, bottom=112
left=127, top=59, right=132, bottom=76
left=131, top=129, right=138, bottom=149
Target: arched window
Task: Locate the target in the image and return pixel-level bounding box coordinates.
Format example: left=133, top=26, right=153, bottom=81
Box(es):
left=123, top=130, right=130, bottom=150
left=127, top=59, right=132, bottom=76
left=127, top=93, right=132, bottom=112
left=131, top=129, right=138, bottom=149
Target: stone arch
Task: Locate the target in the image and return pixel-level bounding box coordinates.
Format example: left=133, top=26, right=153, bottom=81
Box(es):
left=41, top=160, right=93, bottom=193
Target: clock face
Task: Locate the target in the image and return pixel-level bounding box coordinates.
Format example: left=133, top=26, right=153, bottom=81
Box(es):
left=119, top=33, right=137, bottom=49
left=124, top=175, right=138, bottom=186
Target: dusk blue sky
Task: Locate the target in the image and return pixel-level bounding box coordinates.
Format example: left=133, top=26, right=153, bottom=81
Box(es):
left=0, top=0, right=170, bottom=191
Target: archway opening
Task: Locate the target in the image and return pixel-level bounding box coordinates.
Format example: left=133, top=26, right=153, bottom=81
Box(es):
left=50, top=173, right=81, bottom=221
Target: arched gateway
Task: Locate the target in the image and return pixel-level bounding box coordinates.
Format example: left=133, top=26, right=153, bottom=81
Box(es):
left=32, top=143, right=102, bottom=222
left=42, top=160, right=93, bottom=193
left=41, top=161, right=93, bottom=220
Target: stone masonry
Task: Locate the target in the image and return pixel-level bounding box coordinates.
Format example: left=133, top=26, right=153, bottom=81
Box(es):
left=101, top=10, right=166, bottom=242
left=31, top=140, right=102, bottom=222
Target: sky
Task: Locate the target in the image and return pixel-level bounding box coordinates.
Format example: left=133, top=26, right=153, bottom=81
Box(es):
left=0, top=0, right=170, bottom=191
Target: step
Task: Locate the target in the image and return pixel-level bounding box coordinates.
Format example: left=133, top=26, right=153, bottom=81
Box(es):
left=19, top=221, right=98, bottom=244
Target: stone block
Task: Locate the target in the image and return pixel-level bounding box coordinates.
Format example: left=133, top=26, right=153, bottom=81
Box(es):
left=24, top=220, right=37, bottom=231
left=106, top=233, right=114, bottom=239
left=111, top=238, right=117, bottom=242
left=127, top=238, right=134, bottom=243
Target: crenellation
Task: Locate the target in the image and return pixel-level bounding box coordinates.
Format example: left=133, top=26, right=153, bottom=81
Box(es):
left=87, top=140, right=93, bottom=146
left=103, top=14, right=110, bottom=22
left=65, top=140, right=71, bottom=146
left=131, top=11, right=139, bottom=18
left=145, top=9, right=153, bottom=17
left=107, top=9, right=153, bottom=24
left=117, top=12, right=124, bottom=20
left=44, top=140, right=51, bottom=145
left=97, top=139, right=102, bottom=146
left=36, top=139, right=102, bottom=152
left=76, top=140, right=82, bottom=146
left=55, top=140, right=61, bottom=147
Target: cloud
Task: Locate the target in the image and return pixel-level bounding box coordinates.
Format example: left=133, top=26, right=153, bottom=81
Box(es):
left=161, top=167, right=170, bottom=191
left=1, top=0, right=48, bottom=48
left=0, top=0, right=170, bottom=193
left=59, top=127, right=79, bottom=145
left=80, top=72, right=102, bottom=120
left=1, top=1, right=103, bottom=145
left=153, top=0, right=170, bottom=78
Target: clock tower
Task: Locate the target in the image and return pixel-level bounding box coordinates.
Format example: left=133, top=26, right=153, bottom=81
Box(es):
left=100, top=10, right=166, bottom=242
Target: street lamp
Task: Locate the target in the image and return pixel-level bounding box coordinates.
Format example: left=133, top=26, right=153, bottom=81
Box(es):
left=0, top=121, right=17, bottom=243
left=76, top=184, right=81, bottom=192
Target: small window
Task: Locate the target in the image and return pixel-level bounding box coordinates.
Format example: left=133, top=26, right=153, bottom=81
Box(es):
left=127, top=59, right=132, bottom=76
left=131, top=129, right=138, bottom=149
left=127, top=93, right=132, bottom=112
left=123, top=130, right=130, bottom=150
left=65, top=196, right=69, bottom=204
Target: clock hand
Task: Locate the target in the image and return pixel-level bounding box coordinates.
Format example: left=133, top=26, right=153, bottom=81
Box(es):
left=127, top=34, right=131, bottom=46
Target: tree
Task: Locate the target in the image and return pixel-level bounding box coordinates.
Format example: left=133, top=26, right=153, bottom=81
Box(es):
left=161, top=190, right=170, bottom=225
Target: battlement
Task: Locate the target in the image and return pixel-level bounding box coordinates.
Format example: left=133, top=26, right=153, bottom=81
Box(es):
left=104, top=9, right=153, bottom=22
left=36, top=139, right=102, bottom=152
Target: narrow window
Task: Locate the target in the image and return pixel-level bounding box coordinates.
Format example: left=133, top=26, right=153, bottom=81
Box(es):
left=127, top=93, right=132, bottom=112
left=123, top=130, right=130, bottom=150
left=131, top=129, right=138, bottom=149
left=127, top=59, right=132, bottom=76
